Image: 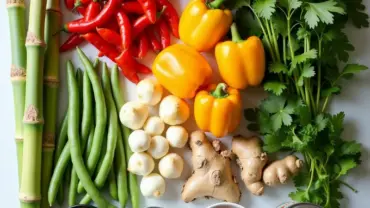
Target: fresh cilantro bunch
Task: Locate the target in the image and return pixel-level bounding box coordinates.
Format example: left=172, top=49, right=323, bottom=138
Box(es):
left=228, top=0, right=369, bottom=207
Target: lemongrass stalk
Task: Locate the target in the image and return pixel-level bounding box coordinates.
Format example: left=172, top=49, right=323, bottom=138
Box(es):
left=19, top=0, right=48, bottom=207
left=41, top=0, right=61, bottom=207
left=6, top=0, right=27, bottom=186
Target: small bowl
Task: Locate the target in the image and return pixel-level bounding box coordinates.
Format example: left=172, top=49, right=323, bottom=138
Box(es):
left=207, top=202, right=245, bottom=208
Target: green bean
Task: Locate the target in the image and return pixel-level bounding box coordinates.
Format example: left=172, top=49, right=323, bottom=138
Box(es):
left=109, top=167, right=118, bottom=200
left=66, top=59, right=110, bottom=208
left=54, top=113, right=68, bottom=166
left=48, top=141, right=71, bottom=205
left=67, top=69, right=86, bottom=205
left=76, top=48, right=107, bottom=192
left=111, top=65, right=139, bottom=208
left=68, top=168, right=78, bottom=206
left=84, top=125, right=95, bottom=162
left=54, top=112, right=68, bottom=204
left=81, top=63, right=94, bottom=148
left=80, top=63, right=118, bottom=204
left=114, top=122, right=129, bottom=207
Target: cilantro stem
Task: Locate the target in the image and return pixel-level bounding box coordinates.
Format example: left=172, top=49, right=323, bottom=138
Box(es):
left=338, top=180, right=358, bottom=193
left=270, top=20, right=281, bottom=62
left=322, top=97, right=329, bottom=112
left=264, top=19, right=277, bottom=61
left=283, top=37, right=287, bottom=64
left=316, top=39, right=322, bottom=111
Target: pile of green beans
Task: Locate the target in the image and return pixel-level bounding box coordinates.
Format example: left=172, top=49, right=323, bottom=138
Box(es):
left=47, top=48, right=140, bottom=208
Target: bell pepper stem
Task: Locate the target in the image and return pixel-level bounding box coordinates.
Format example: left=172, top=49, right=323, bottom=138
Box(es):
left=207, top=0, right=225, bottom=9
left=211, top=83, right=229, bottom=98
left=231, top=23, right=243, bottom=43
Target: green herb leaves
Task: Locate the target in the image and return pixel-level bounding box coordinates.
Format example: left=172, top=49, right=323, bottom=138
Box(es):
left=236, top=0, right=368, bottom=207
left=304, top=1, right=345, bottom=29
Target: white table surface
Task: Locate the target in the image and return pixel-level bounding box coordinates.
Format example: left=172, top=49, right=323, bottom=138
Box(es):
left=1, top=1, right=370, bottom=208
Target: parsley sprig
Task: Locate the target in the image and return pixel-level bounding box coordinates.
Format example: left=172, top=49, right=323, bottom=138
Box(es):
left=230, top=0, right=369, bottom=207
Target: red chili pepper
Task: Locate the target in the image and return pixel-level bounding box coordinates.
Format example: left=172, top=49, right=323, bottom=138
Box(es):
left=76, top=6, right=86, bottom=15
left=96, top=28, right=121, bottom=46
left=65, top=0, right=120, bottom=33
left=98, top=51, right=104, bottom=57
left=115, top=50, right=140, bottom=84
left=156, top=18, right=170, bottom=49
left=65, top=0, right=75, bottom=10
left=155, top=0, right=179, bottom=38
left=82, top=32, right=120, bottom=61
left=137, top=33, right=149, bottom=58
left=122, top=2, right=144, bottom=14
left=116, top=10, right=132, bottom=50
left=137, top=0, right=156, bottom=23
left=60, top=33, right=85, bottom=52
left=135, top=62, right=152, bottom=74
left=84, top=0, right=101, bottom=21
left=147, top=27, right=161, bottom=52
left=132, top=15, right=151, bottom=37
left=104, top=20, right=120, bottom=32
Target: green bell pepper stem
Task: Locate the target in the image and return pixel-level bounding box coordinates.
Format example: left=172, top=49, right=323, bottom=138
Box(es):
left=207, top=0, right=225, bottom=9
left=231, top=23, right=243, bottom=43
left=211, top=83, right=229, bottom=98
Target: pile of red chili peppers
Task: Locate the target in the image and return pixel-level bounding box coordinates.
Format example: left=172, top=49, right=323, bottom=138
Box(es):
left=61, top=0, right=179, bottom=83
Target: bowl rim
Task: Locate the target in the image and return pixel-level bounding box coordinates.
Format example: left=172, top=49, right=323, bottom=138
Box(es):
left=206, top=202, right=245, bottom=208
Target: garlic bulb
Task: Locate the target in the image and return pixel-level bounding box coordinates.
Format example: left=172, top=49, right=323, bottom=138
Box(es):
left=143, top=116, right=165, bottom=136
left=166, top=126, right=188, bottom=148
left=137, top=78, right=163, bottom=106
left=159, top=153, right=184, bottom=178
left=127, top=152, right=155, bottom=176
left=119, top=101, right=149, bottom=130
left=159, top=95, right=190, bottom=125
left=147, top=136, right=169, bottom=159
left=128, top=130, right=151, bottom=152
left=140, top=173, right=166, bottom=198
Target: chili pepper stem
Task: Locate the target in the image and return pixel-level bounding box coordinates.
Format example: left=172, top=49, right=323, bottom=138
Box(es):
left=41, top=0, right=61, bottom=207
left=19, top=0, right=48, bottom=207
left=7, top=0, right=27, bottom=186
left=211, top=83, right=229, bottom=98
left=207, top=0, right=225, bottom=9
left=231, top=23, right=243, bottom=43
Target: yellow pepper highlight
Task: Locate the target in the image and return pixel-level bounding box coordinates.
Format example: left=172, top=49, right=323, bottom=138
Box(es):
left=215, top=23, right=265, bottom=89
left=152, top=44, right=213, bottom=99
left=194, top=83, right=242, bottom=138
left=179, top=0, right=233, bottom=52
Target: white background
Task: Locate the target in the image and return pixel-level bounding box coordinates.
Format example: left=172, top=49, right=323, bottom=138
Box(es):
left=1, top=0, right=370, bottom=207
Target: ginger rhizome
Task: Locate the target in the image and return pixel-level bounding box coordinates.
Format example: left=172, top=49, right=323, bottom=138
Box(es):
left=232, top=136, right=267, bottom=196
left=263, top=155, right=303, bottom=186
left=181, top=131, right=241, bottom=203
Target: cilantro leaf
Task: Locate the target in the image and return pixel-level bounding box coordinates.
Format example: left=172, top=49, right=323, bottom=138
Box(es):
left=263, top=132, right=285, bottom=152
left=341, top=64, right=368, bottom=79
left=261, top=95, right=286, bottom=113
left=297, top=27, right=310, bottom=40
left=271, top=113, right=283, bottom=130
left=315, top=114, right=328, bottom=132
left=329, top=112, right=345, bottom=137
left=298, top=64, right=315, bottom=86
left=304, top=0, right=345, bottom=29
left=336, top=158, right=357, bottom=177
left=289, top=188, right=309, bottom=202
left=293, top=171, right=310, bottom=187
left=270, top=62, right=288, bottom=74
left=339, top=141, right=362, bottom=156
left=253, top=0, right=277, bottom=19
left=280, top=0, right=302, bottom=11
left=264, top=82, right=287, bottom=95
left=344, top=0, right=369, bottom=28
left=272, top=14, right=288, bottom=37
left=291, top=49, right=317, bottom=69
left=321, top=86, right=341, bottom=97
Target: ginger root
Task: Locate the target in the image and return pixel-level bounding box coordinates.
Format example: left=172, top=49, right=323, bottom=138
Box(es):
left=232, top=136, right=267, bottom=196
left=181, top=131, right=241, bottom=203
left=263, top=155, right=303, bottom=186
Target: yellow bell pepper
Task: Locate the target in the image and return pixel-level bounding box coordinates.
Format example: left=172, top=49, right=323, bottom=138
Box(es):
left=194, top=83, right=242, bottom=138
left=215, top=23, right=266, bottom=89
left=152, top=44, right=213, bottom=99
left=179, top=0, right=233, bottom=52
